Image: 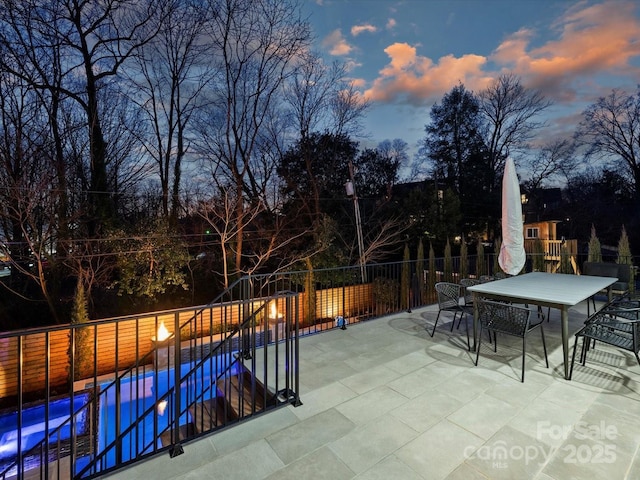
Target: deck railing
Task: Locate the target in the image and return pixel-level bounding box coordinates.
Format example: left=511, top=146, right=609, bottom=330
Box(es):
left=0, top=281, right=304, bottom=480
left=1, top=253, right=636, bottom=479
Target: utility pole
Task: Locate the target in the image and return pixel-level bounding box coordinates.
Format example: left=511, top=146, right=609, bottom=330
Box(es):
left=346, top=161, right=366, bottom=283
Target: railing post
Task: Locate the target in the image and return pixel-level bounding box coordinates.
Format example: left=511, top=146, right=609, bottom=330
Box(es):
left=115, top=323, right=121, bottom=467
left=342, top=280, right=346, bottom=322
left=291, top=294, right=302, bottom=407
left=17, top=336, right=23, bottom=480
left=44, top=331, right=50, bottom=480
left=170, top=311, right=184, bottom=457
left=241, top=278, right=252, bottom=359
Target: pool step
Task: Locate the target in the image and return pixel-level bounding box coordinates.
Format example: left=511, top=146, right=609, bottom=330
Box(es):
left=188, top=396, right=238, bottom=434
left=186, top=371, right=277, bottom=436
left=216, top=370, right=276, bottom=418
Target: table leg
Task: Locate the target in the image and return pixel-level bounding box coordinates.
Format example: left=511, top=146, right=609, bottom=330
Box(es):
left=561, top=306, right=569, bottom=380
left=472, top=292, right=478, bottom=352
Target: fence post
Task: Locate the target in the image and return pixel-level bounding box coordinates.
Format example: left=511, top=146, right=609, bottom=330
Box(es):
left=170, top=311, right=184, bottom=457
left=290, top=294, right=302, bottom=407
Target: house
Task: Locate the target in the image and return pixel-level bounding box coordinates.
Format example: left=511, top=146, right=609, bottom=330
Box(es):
left=522, top=219, right=577, bottom=273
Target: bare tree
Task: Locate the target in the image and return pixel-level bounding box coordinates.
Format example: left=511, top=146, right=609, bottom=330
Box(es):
left=196, top=0, right=312, bottom=275
left=100, top=85, right=155, bottom=218
left=575, top=87, right=640, bottom=199
left=479, top=73, right=552, bottom=182
left=0, top=0, right=166, bottom=233
left=0, top=187, right=62, bottom=323
left=196, top=185, right=324, bottom=288
left=0, top=74, right=119, bottom=322
left=0, top=77, right=62, bottom=320
left=279, top=53, right=370, bottom=266
left=285, top=53, right=333, bottom=140
left=356, top=216, right=411, bottom=265
left=196, top=188, right=262, bottom=289
left=377, top=138, right=409, bottom=185
left=129, top=1, right=212, bottom=224
left=525, top=139, right=576, bottom=190
left=284, top=53, right=369, bottom=140
left=0, top=2, right=80, bottom=263
left=331, top=82, right=370, bottom=138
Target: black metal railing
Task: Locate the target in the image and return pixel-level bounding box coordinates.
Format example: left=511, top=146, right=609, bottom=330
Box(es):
left=0, top=281, right=302, bottom=480
left=1, top=254, right=636, bottom=479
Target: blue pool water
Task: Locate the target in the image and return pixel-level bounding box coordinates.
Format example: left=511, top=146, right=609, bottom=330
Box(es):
left=0, top=394, right=90, bottom=463
left=0, top=356, right=237, bottom=476
left=97, top=358, right=238, bottom=465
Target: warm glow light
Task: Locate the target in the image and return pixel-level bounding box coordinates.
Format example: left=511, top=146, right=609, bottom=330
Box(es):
left=152, top=321, right=171, bottom=342
left=269, top=301, right=283, bottom=320
left=324, top=298, right=340, bottom=318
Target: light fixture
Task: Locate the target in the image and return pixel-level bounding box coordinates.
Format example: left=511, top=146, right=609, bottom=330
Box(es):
left=151, top=321, right=171, bottom=343
left=268, top=301, right=283, bottom=323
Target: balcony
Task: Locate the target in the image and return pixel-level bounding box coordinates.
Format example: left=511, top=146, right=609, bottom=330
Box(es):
left=2, top=260, right=639, bottom=479
left=524, top=238, right=579, bottom=273
left=102, top=300, right=640, bottom=480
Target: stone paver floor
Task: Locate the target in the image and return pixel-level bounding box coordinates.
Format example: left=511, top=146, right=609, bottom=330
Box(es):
left=105, top=300, right=640, bottom=480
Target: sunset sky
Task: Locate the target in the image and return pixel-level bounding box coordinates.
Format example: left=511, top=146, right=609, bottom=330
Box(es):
left=303, top=0, right=640, bottom=170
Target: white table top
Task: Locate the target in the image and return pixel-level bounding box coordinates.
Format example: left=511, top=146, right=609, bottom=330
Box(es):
left=467, top=272, right=618, bottom=307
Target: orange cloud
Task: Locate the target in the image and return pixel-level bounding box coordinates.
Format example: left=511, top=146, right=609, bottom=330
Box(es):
left=545, top=3, right=639, bottom=69
left=360, top=1, right=640, bottom=108
left=322, top=29, right=353, bottom=56
left=364, top=42, right=489, bottom=103
left=491, top=1, right=640, bottom=97
left=491, top=28, right=533, bottom=67
left=351, top=24, right=377, bottom=36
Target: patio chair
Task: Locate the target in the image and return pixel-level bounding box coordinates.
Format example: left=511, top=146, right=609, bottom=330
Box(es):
left=597, top=299, right=640, bottom=321
left=431, top=282, right=471, bottom=350
left=460, top=277, right=496, bottom=346
left=482, top=272, right=550, bottom=322
left=578, top=300, right=640, bottom=354
left=459, top=278, right=481, bottom=313
left=475, top=299, right=549, bottom=382
left=570, top=310, right=640, bottom=379
left=583, top=261, right=632, bottom=315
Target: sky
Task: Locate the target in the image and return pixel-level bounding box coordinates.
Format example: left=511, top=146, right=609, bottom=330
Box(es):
left=302, top=0, right=640, bottom=173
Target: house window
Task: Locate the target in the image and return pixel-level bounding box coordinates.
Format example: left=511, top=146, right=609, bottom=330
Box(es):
left=526, top=227, right=539, bottom=239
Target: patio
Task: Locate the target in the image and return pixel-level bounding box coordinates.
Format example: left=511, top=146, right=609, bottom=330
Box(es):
left=103, top=299, right=640, bottom=480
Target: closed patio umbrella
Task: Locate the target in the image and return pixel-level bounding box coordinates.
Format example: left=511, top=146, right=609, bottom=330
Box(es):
left=498, top=157, right=525, bottom=275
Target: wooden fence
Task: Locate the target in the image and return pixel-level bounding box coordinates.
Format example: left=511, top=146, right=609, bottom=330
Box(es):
left=0, top=283, right=374, bottom=401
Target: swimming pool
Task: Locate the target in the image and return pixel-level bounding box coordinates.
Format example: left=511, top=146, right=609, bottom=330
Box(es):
left=0, top=355, right=238, bottom=477
left=0, top=393, right=91, bottom=475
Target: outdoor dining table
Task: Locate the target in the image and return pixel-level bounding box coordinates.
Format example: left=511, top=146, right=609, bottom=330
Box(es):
left=467, top=272, right=618, bottom=380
